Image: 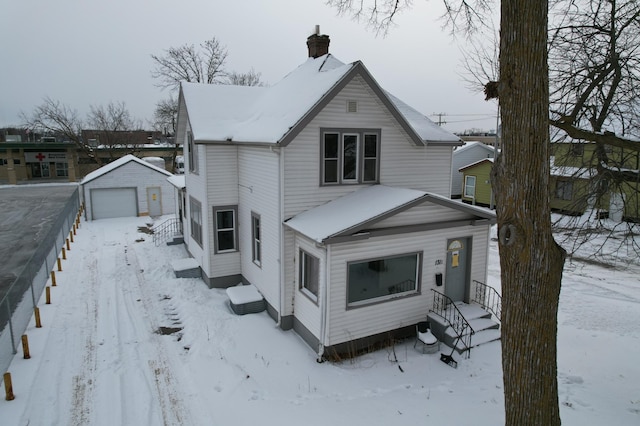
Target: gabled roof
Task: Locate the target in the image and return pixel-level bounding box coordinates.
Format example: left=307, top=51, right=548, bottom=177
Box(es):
left=284, top=185, right=495, bottom=244
left=459, top=157, right=494, bottom=172
left=180, top=54, right=460, bottom=146
left=453, top=141, right=495, bottom=156
left=80, top=154, right=172, bottom=185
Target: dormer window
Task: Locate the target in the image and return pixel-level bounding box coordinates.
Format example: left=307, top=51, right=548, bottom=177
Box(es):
left=321, top=128, right=380, bottom=185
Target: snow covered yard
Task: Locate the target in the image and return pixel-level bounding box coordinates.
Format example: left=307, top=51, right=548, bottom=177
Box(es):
left=2, top=215, right=639, bottom=425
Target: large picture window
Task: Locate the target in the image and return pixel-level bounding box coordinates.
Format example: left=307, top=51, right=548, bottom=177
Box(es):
left=189, top=197, right=202, bottom=246
left=321, top=129, right=380, bottom=185
left=299, top=249, right=320, bottom=302
left=347, top=252, right=421, bottom=306
left=214, top=206, right=237, bottom=253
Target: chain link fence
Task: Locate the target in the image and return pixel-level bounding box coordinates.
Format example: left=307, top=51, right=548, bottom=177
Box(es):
left=0, top=188, right=80, bottom=375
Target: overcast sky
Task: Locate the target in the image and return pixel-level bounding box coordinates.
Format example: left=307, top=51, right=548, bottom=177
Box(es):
left=0, top=0, right=499, bottom=133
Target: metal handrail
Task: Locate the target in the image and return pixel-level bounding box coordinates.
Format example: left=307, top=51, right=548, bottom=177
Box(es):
left=152, top=217, right=183, bottom=246
left=429, top=289, right=474, bottom=355
left=471, top=280, right=502, bottom=322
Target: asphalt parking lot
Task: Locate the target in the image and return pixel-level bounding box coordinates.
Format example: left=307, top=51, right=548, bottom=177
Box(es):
left=0, top=183, right=78, bottom=302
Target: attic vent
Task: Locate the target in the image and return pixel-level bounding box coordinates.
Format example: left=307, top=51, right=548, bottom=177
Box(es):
left=347, top=100, right=358, bottom=113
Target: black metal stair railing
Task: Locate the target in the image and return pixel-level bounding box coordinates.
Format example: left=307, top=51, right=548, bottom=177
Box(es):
left=152, top=217, right=183, bottom=246
left=429, top=289, right=474, bottom=356
left=471, top=280, right=502, bottom=322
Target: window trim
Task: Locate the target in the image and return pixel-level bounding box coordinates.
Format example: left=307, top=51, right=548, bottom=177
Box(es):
left=251, top=212, right=261, bottom=266
left=320, top=128, right=381, bottom=186
left=187, top=131, right=198, bottom=174
left=346, top=252, right=422, bottom=308
left=189, top=197, right=203, bottom=247
left=464, top=175, right=476, bottom=198
left=555, top=179, right=573, bottom=201
left=213, top=205, right=238, bottom=254
left=299, top=249, right=320, bottom=303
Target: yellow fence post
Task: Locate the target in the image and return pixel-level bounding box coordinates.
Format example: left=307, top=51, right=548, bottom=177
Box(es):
left=66, top=238, right=70, bottom=251
left=57, top=257, right=62, bottom=272
left=69, top=230, right=74, bottom=243
left=61, top=247, right=66, bottom=260
left=34, top=307, right=42, bottom=328
left=3, top=373, right=15, bottom=401
left=73, top=224, right=76, bottom=236
left=45, top=286, right=51, bottom=305
left=21, top=335, right=31, bottom=359
left=50, top=271, right=56, bottom=287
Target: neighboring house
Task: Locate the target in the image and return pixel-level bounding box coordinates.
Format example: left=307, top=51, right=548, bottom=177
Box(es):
left=451, top=141, right=496, bottom=198
left=81, top=154, right=175, bottom=220
left=551, top=141, right=640, bottom=221
left=175, top=32, right=497, bottom=358
left=459, top=158, right=494, bottom=207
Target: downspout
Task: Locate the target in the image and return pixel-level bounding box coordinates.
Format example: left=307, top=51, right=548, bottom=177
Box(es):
left=276, top=146, right=285, bottom=327
left=317, top=243, right=330, bottom=362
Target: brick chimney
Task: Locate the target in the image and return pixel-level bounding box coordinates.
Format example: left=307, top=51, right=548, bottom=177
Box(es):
left=307, top=25, right=330, bottom=58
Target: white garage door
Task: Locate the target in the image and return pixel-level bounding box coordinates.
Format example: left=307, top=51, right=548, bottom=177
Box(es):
left=91, top=188, right=138, bottom=220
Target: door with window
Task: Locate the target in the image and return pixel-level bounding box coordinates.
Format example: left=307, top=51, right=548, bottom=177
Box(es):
left=444, top=238, right=471, bottom=302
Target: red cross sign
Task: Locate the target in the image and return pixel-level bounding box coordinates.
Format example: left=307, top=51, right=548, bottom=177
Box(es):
left=35, top=153, right=46, bottom=162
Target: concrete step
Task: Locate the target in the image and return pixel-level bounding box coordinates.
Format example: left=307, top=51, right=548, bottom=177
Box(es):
left=454, top=328, right=501, bottom=351
left=444, top=317, right=499, bottom=338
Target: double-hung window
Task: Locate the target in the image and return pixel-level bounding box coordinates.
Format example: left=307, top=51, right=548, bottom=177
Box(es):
left=251, top=212, right=261, bottom=266
left=464, top=176, right=476, bottom=199
left=321, top=129, right=380, bottom=185
left=555, top=180, right=573, bottom=201
left=299, top=249, right=320, bottom=302
left=187, top=131, right=198, bottom=173
left=189, top=197, right=202, bottom=246
left=214, top=206, right=237, bottom=253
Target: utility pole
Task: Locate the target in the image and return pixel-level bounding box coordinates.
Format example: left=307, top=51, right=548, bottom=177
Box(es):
left=432, top=113, right=447, bottom=126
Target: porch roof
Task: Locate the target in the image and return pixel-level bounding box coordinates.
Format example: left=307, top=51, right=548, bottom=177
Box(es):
left=284, top=185, right=496, bottom=244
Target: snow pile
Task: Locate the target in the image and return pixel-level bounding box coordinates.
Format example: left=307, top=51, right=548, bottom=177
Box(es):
left=2, top=215, right=639, bottom=425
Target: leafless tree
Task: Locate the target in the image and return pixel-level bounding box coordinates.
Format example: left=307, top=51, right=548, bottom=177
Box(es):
left=153, top=95, right=178, bottom=135
left=225, top=68, right=265, bottom=87
left=85, top=101, right=144, bottom=159
left=150, top=37, right=229, bottom=90
left=20, top=97, right=91, bottom=159
left=327, top=1, right=563, bottom=424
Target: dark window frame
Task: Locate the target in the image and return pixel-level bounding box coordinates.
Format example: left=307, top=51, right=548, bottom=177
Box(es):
left=320, top=128, right=380, bottom=185
left=299, top=249, right=320, bottom=303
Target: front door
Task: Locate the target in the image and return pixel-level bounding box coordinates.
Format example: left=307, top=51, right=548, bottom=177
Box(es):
left=147, top=187, right=162, bottom=216
left=445, top=237, right=471, bottom=302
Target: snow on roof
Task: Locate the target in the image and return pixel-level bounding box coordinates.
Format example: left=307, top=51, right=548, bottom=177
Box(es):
left=81, top=154, right=172, bottom=185
left=284, top=185, right=426, bottom=243
left=183, top=55, right=353, bottom=143
left=182, top=54, right=459, bottom=144
left=459, top=157, right=494, bottom=171
left=453, top=141, right=495, bottom=155
left=167, top=175, right=185, bottom=189
left=385, top=92, right=460, bottom=143
left=285, top=185, right=495, bottom=243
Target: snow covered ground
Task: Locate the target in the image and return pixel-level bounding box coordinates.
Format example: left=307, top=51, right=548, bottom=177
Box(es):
left=2, top=215, right=639, bottom=425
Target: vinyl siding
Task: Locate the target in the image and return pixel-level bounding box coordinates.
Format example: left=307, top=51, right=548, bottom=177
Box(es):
left=461, top=161, right=493, bottom=206
left=237, top=146, right=281, bottom=309
left=206, top=145, right=241, bottom=279
left=368, top=201, right=474, bottom=229
left=183, top=120, right=209, bottom=276
left=325, top=225, right=490, bottom=346
left=82, top=161, right=175, bottom=221
left=282, top=75, right=453, bottom=221
left=451, top=144, right=495, bottom=197
left=292, top=236, right=326, bottom=340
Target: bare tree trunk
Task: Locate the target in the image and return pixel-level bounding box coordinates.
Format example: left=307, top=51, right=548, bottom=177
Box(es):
left=493, top=1, right=566, bottom=424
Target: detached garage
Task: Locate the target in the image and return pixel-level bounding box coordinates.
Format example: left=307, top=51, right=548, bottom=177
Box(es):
left=81, top=154, right=176, bottom=221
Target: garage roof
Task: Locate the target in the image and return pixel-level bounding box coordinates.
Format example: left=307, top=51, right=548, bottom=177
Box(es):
left=81, top=154, right=172, bottom=185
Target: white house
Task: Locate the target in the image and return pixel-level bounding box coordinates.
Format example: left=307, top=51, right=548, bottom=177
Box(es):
left=81, top=154, right=175, bottom=220
left=451, top=141, right=496, bottom=198
left=175, top=32, right=496, bottom=358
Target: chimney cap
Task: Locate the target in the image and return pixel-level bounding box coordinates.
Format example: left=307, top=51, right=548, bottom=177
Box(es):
left=307, top=26, right=330, bottom=58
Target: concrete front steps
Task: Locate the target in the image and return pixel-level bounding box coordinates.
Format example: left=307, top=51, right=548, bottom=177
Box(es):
left=427, top=302, right=501, bottom=353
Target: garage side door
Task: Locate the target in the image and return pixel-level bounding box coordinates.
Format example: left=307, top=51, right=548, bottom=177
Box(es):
left=91, top=188, right=138, bottom=220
